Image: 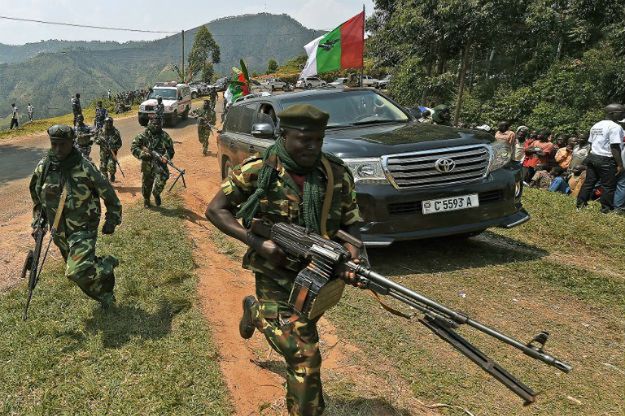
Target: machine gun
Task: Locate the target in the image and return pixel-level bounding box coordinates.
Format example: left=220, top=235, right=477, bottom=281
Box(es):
left=249, top=219, right=572, bottom=405
left=141, top=146, right=186, bottom=191
left=21, top=213, right=53, bottom=321
left=99, top=138, right=125, bottom=178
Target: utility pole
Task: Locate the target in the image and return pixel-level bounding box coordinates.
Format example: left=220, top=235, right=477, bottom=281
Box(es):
left=181, top=30, right=185, bottom=83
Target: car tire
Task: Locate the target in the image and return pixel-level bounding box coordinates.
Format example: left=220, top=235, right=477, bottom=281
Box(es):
left=138, top=118, right=148, bottom=127
left=270, top=85, right=275, bottom=92
left=192, top=92, right=197, bottom=99
left=221, top=158, right=233, bottom=180
left=168, top=111, right=178, bottom=127
left=306, top=83, right=312, bottom=89
left=181, top=107, right=189, bottom=120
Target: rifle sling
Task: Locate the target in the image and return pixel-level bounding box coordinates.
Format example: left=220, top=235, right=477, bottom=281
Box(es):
left=369, top=290, right=413, bottom=319
left=52, top=185, right=68, bottom=232
left=319, top=157, right=334, bottom=239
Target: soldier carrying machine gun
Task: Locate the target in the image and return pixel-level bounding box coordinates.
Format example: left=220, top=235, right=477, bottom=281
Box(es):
left=249, top=219, right=572, bottom=405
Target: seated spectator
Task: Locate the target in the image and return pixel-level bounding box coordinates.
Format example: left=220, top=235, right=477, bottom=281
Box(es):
left=530, top=164, right=552, bottom=189
left=522, top=132, right=539, bottom=182
left=554, top=137, right=576, bottom=169
left=553, top=134, right=568, bottom=152
left=548, top=167, right=570, bottom=194
left=535, top=129, right=555, bottom=166
left=570, top=133, right=590, bottom=170
left=495, top=121, right=516, bottom=147
left=568, top=168, right=586, bottom=198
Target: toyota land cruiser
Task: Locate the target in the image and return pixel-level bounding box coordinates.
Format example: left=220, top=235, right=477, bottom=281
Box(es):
left=217, top=88, right=529, bottom=246
left=138, top=82, right=192, bottom=126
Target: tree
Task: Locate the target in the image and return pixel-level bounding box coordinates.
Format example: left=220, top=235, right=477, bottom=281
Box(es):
left=187, top=26, right=221, bottom=83
left=266, top=59, right=278, bottom=74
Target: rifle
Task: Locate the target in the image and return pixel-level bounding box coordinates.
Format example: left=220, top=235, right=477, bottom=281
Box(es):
left=99, top=138, right=125, bottom=178
left=249, top=219, right=572, bottom=405
left=21, top=213, right=53, bottom=321
left=141, top=146, right=186, bottom=191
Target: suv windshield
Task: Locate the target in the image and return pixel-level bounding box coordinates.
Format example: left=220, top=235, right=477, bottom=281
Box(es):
left=281, top=90, right=409, bottom=128
left=149, top=88, right=177, bottom=100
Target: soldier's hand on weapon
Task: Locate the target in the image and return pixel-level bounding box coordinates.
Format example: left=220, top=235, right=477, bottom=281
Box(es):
left=140, top=151, right=153, bottom=161
left=246, top=231, right=287, bottom=267
left=340, top=252, right=366, bottom=288
left=101, top=221, right=116, bottom=235
left=159, top=155, right=168, bottom=164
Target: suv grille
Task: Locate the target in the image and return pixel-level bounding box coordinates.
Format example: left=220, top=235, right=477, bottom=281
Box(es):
left=383, top=145, right=491, bottom=189
left=145, top=105, right=154, bottom=111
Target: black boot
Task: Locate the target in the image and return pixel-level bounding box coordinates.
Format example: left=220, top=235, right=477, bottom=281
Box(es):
left=153, top=193, right=162, bottom=207
left=239, top=295, right=259, bottom=339
left=144, top=198, right=151, bottom=208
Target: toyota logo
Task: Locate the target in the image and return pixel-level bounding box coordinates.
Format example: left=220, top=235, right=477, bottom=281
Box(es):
left=434, top=158, right=456, bottom=173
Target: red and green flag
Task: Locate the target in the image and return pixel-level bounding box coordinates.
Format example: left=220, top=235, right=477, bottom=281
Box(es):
left=301, top=11, right=364, bottom=78
left=225, top=59, right=251, bottom=104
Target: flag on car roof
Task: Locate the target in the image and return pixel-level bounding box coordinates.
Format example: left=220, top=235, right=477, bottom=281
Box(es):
left=300, top=11, right=365, bottom=78
left=225, top=60, right=251, bottom=105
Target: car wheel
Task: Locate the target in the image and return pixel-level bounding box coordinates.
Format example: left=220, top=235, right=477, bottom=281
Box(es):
left=306, top=83, right=311, bottom=89
left=221, top=158, right=233, bottom=179
left=168, top=111, right=178, bottom=127
left=181, top=107, right=189, bottom=120
left=138, top=118, right=148, bottom=127
left=191, top=92, right=197, bottom=99
left=270, top=85, right=275, bottom=92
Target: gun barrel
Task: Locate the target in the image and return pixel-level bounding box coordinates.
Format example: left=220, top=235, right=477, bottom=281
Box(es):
left=351, top=262, right=572, bottom=373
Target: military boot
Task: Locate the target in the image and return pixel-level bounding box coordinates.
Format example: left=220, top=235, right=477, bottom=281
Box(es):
left=143, top=198, right=151, bottom=208
left=153, top=193, right=162, bottom=207
left=100, top=293, right=116, bottom=310
left=239, top=295, right=259, bottom=339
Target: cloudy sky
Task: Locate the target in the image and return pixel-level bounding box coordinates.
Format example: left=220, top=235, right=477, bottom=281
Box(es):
left=0, top=0, right=375, bottom=45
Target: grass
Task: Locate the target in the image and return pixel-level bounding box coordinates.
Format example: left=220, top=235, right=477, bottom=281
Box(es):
left=0, top=196, right=232, bottom=415
left=208, top=189, right=625, bottom=415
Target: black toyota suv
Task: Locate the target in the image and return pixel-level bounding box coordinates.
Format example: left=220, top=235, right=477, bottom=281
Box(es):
left=216, top=88, right=529, bottom=247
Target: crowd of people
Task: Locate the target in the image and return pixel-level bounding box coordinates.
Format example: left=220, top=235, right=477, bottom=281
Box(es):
left=491, top=104, right=625, bottom=214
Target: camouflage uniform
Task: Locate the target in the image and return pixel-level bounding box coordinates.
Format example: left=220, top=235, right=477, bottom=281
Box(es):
left=74, top=123, right=94, bottom=159
left=95, top=126, right=122, bottom=179
left=130, top=127, right=175, bottom=202
left=94, top=106, right=108, bottom=131
left=154, top=103, right=165, bottom=121
left=71, top=96, right=82, bottom=125
left=29, top=148, right=122, bottom=305
left=221, top=154, right=362, bottom=416
left=196, top=106, right=215, bottom=156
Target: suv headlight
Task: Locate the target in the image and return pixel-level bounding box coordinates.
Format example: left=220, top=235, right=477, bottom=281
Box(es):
left=140, top=105, right=145, bottom=111
left=488, top=141, right=513, bottom=172
left=342, top=158, right=388, bottom=184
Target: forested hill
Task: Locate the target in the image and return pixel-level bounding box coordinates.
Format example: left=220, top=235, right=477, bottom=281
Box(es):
left=0, top=13, right=319, bottom=123
left=0, top=40, right=148, bottom=64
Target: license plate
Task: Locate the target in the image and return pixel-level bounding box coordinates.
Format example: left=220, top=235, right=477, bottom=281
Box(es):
left=422, top=194, right=479, bottom=215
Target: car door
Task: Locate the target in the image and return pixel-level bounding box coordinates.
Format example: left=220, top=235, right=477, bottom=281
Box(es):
left=228, top=103, right=260, bottom=165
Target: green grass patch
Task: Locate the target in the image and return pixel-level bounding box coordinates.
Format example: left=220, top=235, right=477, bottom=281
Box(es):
left=0, top=196, right=232, bottom=414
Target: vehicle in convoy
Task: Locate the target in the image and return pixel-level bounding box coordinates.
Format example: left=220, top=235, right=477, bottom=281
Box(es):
left=376, top=75, right=392, bottom=89
left=260, top=78, right=292, bottom=91
left=295, top=76, right=327, bottom=89
left=330, top=77, right=349, bottom=87
left=361, top=75, right=380, bottom=88
left=210, top=77, right=229, bottom=92
left=138, top=83, right=192, bottom=126
left=216, top=88, right=529, bottom=246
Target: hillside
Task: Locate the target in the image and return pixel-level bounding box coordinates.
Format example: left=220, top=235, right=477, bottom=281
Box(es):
left=0, top=40, right=148, bottom=64
left=0, top=13, right=320, bottom=124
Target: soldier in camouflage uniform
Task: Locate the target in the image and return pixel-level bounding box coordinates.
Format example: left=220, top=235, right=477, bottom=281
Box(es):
left=29, top=124, right=122, bottom=308
left=74, top=114, right=94, bottom=160
left=209, top=87, right=217, bottom=111
left=130, top=117, right=175, bottom=208
left=195, top=100, right=215, bottom=156
left=206, top=104, right=363, bottom=416
left=94, top=101, right=108, bottom=131
left=71, top=93, right=82, bottom=126
left=154, top=96, right=165, bottom=122
left=95, top=117, right=122, bottom=182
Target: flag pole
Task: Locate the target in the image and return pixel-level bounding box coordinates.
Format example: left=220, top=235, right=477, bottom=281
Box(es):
left=360, top=4, right=365, bottom=87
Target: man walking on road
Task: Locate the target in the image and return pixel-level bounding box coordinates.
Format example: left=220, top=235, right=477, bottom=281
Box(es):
left=95, top=117, right=122, bottom=182
left=71, top=93, right=82, bottom=126
left=205, top=104, right=363, bottom=416
left=576, top=104, right=625, bottom=213
left=29, top=124, right=122, bottom=308
left=10, top=104, right=19, bottom=129
left=131, top=117, right=175, bottom=208
left=27, top=103, right=34, bottom=122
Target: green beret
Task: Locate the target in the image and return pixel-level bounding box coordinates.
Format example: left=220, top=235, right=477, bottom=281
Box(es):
left=278, top=104, right=329, bottom=131
left=47, top=124, right=75, bottom=141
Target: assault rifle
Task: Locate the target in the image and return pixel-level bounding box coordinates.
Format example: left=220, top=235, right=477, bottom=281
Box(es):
left=249, top=219, right=572, bottom=405
left=99, top=139, right=125, bottom=178
left=141, top=146, right=186, bottom=191
left=21, top=213, right=53, bottom=321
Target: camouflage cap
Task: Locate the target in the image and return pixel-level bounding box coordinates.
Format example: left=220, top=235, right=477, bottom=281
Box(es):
left=48, top=124, right=75, bottom=141
left=278, top=104, right=329, bottom=132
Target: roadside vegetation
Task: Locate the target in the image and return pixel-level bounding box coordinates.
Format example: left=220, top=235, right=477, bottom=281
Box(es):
left=0, top=99, right=138, bottom=140
left=209, top=188, right=625, bottom=415
left=0, top=197, right=232, bottom=415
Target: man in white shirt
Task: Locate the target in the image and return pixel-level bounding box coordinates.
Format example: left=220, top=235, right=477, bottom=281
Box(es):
left=576, top=104, right=625, bottom=213
left=10, top=104, right=19, bottom=129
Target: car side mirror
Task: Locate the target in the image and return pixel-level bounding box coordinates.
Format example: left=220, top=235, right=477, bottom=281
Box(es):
left=251, top=123, right=275, bottom=139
